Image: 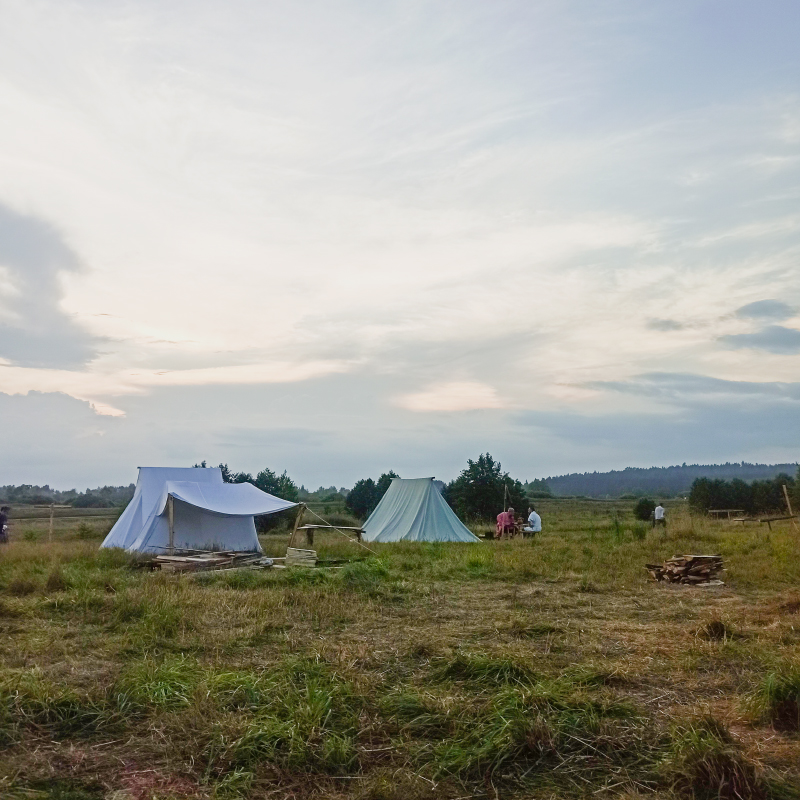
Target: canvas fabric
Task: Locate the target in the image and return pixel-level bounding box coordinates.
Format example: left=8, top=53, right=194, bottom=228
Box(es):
left=100, top=467, right=296, bottom=553
left=362, top=477, right=479, bottom=543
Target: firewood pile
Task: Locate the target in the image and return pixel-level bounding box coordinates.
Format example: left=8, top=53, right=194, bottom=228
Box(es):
left=152, top=551, right=274, bottom=573
left=645, top=554, right=724, bottom=585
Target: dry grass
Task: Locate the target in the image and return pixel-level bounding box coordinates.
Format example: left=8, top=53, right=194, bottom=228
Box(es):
left=0, top=501, right=798, bottom=798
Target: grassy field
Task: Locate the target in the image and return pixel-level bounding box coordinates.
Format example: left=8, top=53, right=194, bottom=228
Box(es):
left=1, top=501, right=799, bottom=799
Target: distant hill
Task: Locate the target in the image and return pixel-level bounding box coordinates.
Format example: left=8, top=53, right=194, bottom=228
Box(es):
left=542, top=462, right=798, bottom=498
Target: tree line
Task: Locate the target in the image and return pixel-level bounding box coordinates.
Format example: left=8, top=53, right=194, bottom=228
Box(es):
left=0, top=483, right=135, bottom=508
left=544, top=462, right=798, bottom=498
left=688, top=470, right=799, bottom=515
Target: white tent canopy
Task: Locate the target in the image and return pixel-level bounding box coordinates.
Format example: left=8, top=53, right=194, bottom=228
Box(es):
left=100, top=467, right=297, bottom=553
left=362, top=477, right=480, bottom=543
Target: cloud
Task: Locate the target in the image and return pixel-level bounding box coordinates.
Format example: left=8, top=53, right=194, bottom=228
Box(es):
left=0, top=3, right=800, bottom=485
left=735, top=299, right=795, bottom=321
left=590, top=372, right=800, bottom=403
left=0, top=203, right=99, bottom=368
left=720, top=325, right=800, bottom=354
left=647, top=318, right=683, bottom=331
left=396, top=381, right=504, bottom=412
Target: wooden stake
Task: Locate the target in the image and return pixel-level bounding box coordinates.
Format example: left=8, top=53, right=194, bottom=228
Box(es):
left=783, top=484, right=794, bottom=517
left=288, top=504, right=305, bottom=550
left=168, top=495, right=175, bottom=555
left=783, top=484, right=799, bottom=532
left=49, top=503, right=54, bottom=544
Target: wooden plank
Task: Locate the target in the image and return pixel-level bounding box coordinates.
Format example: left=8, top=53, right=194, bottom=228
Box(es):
left=298, top=525, right=364, bottom=531
left=286, top=547, right=317, bottom=568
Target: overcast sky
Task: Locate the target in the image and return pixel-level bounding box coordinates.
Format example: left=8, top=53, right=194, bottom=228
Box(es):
left=1, top=0, right=799, bottom=490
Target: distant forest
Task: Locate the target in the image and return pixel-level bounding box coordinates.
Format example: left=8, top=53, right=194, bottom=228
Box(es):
left=0, top=484, right=135, bottom=508
left=542, top=462, right=799, bottom=498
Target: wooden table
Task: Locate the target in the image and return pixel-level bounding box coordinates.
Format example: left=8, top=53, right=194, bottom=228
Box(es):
left=708, top=509, right=745, bottom=520
left=295, top=524, right=363, bottom=547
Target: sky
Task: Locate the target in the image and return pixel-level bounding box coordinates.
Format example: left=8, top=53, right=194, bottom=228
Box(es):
left=0, top=0, right=799, bottom=490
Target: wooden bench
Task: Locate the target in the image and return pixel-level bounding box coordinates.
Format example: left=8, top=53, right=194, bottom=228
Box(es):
left=758, top=515, right=797, bottom=531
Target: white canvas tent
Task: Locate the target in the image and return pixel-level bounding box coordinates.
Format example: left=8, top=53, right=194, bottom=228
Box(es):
left=362, top=477, right=479, bottom=543
left=100, top=467, right=297, bottom=553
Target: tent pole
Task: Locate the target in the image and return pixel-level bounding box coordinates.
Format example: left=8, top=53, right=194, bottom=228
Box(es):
left=168, top=495, right=175, bottom=555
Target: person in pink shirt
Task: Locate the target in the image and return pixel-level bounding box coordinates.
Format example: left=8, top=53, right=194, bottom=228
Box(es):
left=495, top=507, right=516, bottom=539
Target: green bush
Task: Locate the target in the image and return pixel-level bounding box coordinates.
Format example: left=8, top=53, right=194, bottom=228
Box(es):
left=633, top=498, right=655, bottom=521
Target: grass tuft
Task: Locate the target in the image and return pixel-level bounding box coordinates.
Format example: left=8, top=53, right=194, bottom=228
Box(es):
left=699, top=619, right=731, bottom=641
left=749, top=667, right=800, bottom=731
left=6, top=577, right=37, bottom=596
left=115, top=656, right=203, bottom=712
left=506, top=618, right=562, bottom=638
left=45, top=566, right=69, bottom=593
left=432, top=652, right=538, bottom=686
left=661, top=717, right=767, bottom=800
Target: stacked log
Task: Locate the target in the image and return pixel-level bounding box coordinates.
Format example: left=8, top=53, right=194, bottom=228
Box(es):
left=645, top=555, right=724, bottom=585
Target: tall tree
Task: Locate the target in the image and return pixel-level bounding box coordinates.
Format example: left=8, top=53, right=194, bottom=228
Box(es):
left=346, top=478, right=377, bottom=519
left=443, top=453, right=527, bottom=521
left=345, top=471, right=400, bottom=519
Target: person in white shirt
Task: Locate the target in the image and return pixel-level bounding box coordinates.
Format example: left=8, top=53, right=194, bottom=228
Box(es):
left=524, top=506, right=542, bottom=537
left=653, top=503, right=666, bottom=529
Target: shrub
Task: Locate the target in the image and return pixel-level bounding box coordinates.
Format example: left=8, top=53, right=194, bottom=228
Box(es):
left=633, top=498, right=655, bottom=521
left=74, top=522, right=98, bottom=540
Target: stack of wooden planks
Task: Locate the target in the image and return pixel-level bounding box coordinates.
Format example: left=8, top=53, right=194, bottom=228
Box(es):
left=154, top=551, right=273, bottom=573
left=645, top=554, right=724, bottom=585
left=285, top=547, right=317, bottom=568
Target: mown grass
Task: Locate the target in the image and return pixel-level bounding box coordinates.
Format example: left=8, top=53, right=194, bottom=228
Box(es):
left=0, top=501, right=799, bottom=797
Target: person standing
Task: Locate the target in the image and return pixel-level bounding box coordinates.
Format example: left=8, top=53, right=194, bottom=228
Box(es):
left=653, top=502, right=666, bottom=529
left=524, top=506, right=542, bottom=537
left=0, top=505, right=9, bottom=543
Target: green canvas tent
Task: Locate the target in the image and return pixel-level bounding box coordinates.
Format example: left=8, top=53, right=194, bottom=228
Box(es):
left=361, top=477, right=479, bottom=543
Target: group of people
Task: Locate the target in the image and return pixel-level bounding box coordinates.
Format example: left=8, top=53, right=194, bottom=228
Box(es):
left=495, top=505, right=541, bottom=539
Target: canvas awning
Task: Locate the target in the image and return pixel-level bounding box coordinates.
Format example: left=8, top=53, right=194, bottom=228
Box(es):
left=158, top=480, right=297, bottom=517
